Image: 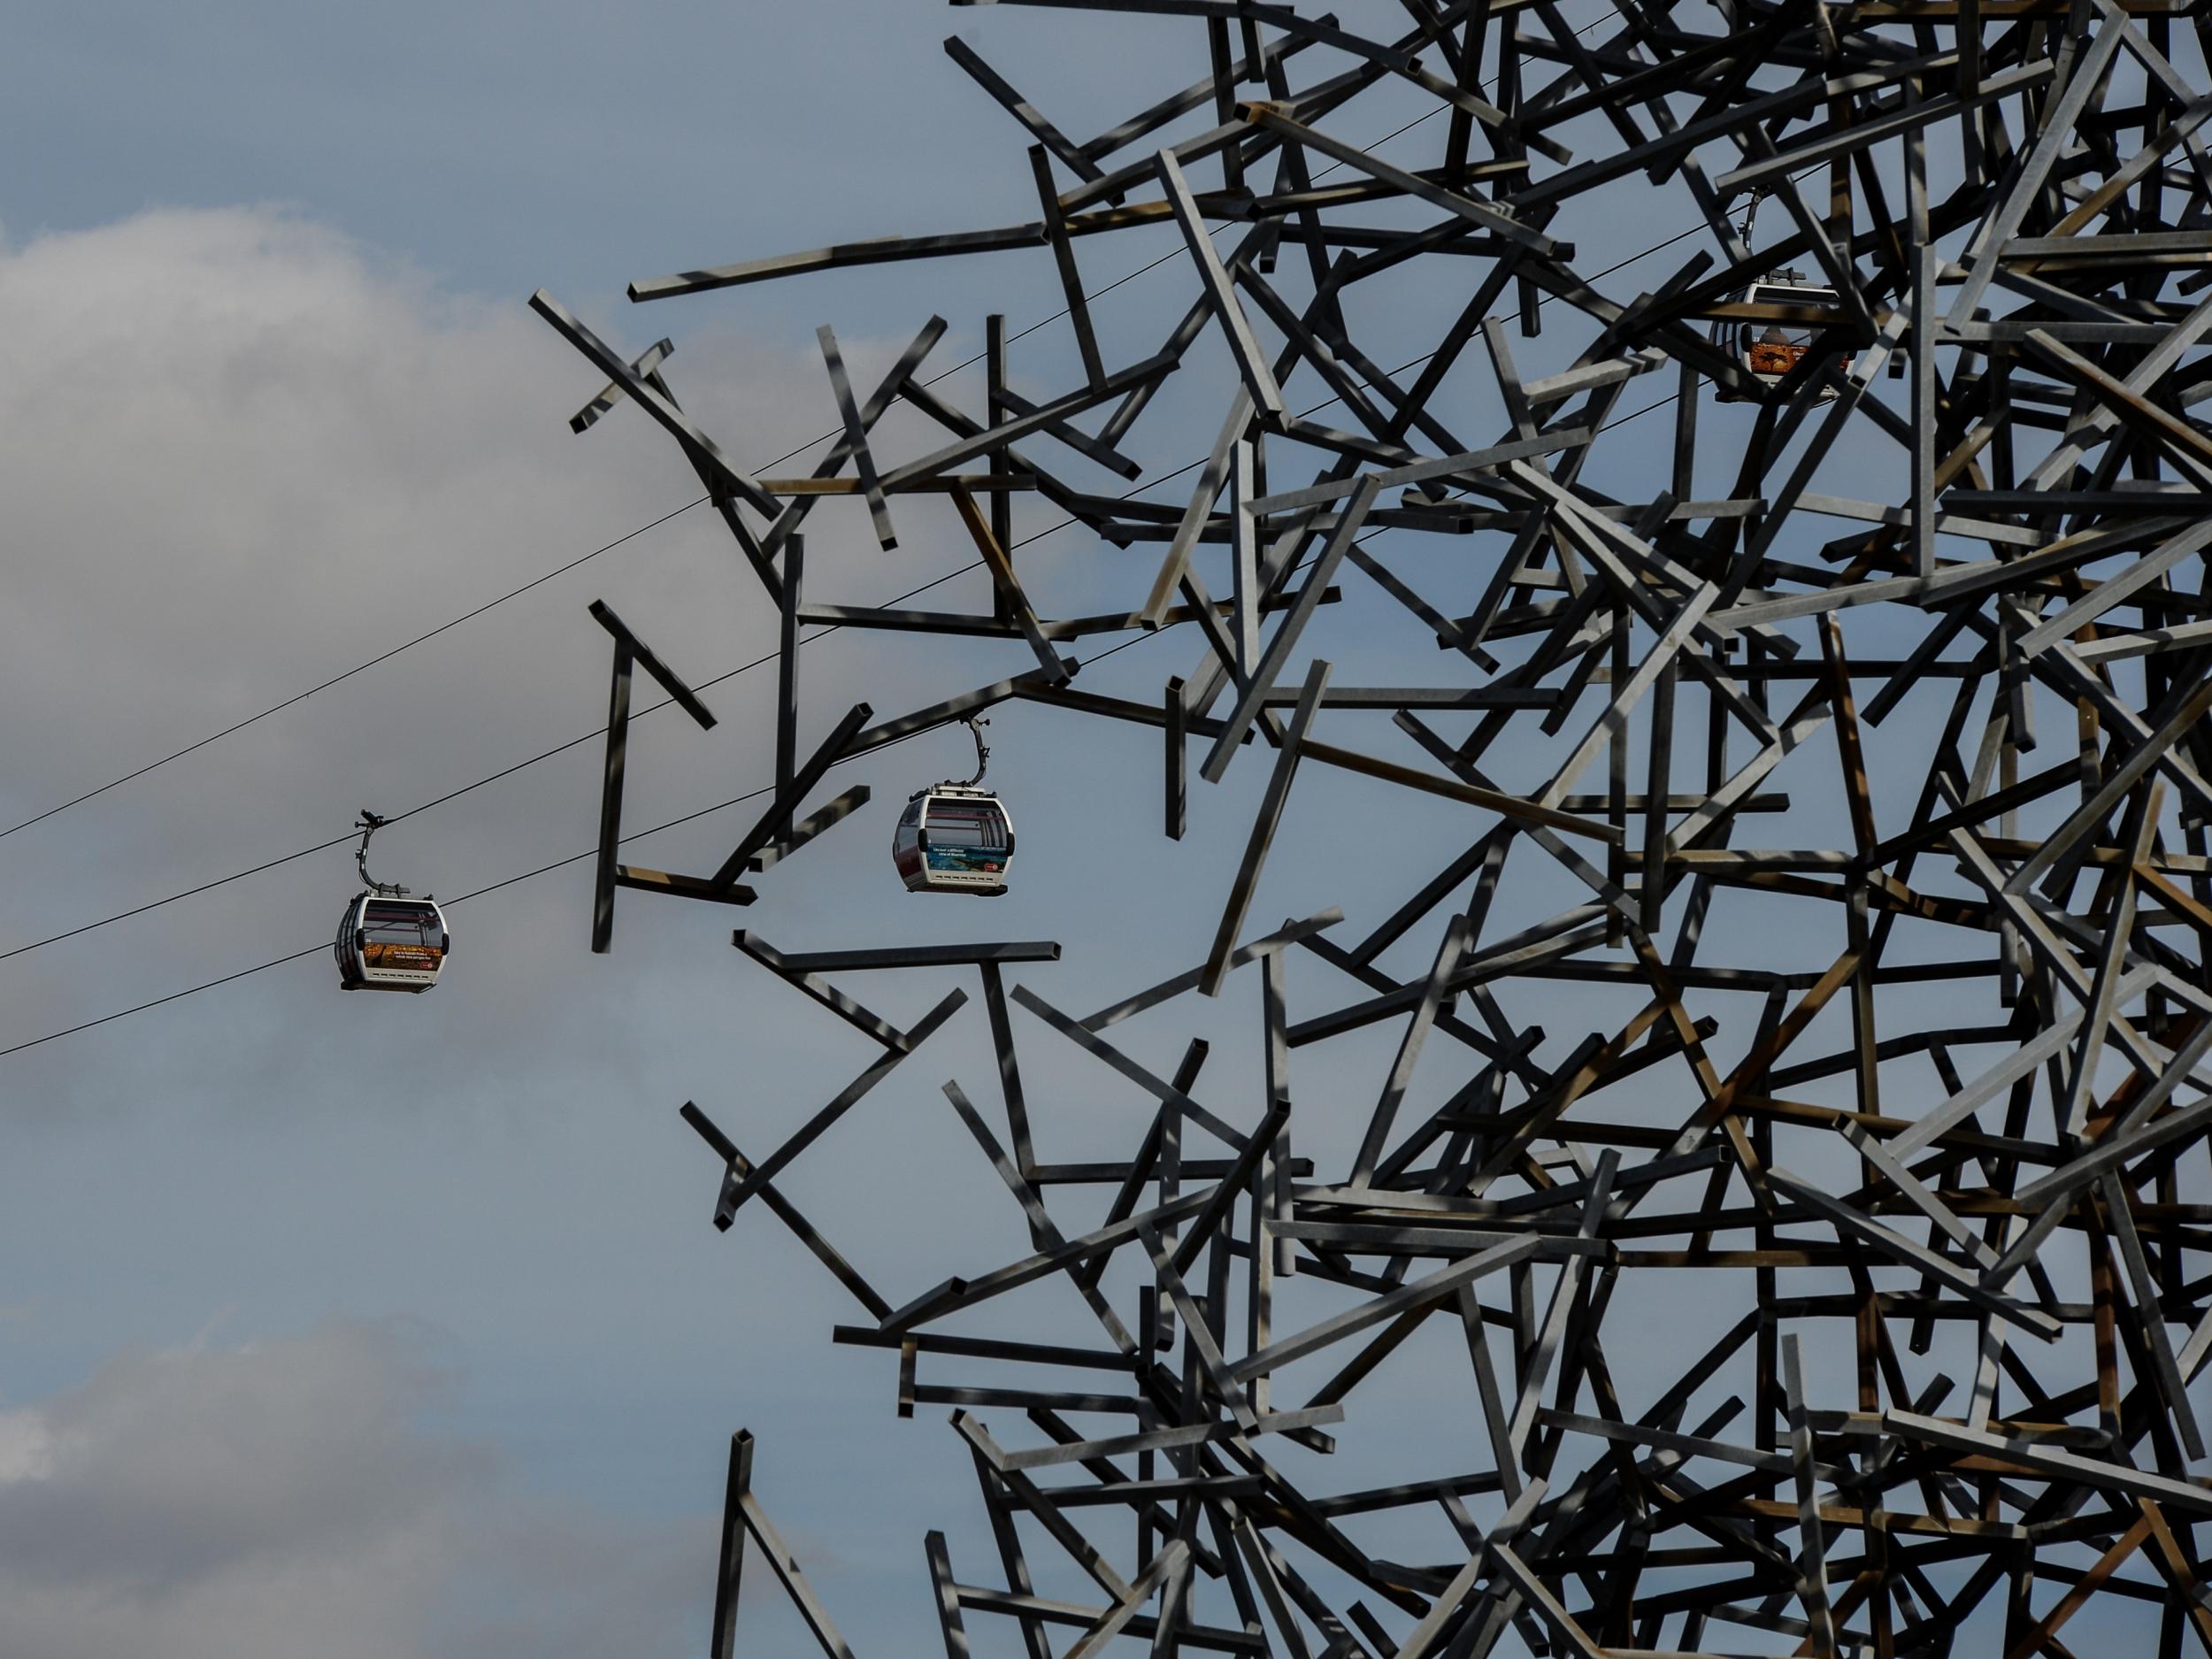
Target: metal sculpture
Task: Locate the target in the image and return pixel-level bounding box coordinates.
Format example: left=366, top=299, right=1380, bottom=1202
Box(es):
left=536, top=0, right=2212, bottom=1652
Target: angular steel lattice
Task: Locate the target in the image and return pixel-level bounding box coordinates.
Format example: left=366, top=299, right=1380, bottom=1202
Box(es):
left=537, top=0, right=2212, bottom=1652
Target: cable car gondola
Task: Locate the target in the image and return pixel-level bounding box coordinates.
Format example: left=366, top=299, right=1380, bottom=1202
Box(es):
left=1710, top=269, right=1846, bottom=403
left=1708, top=193, right=1848, bottom=403
left=333, top=810, right=449, bottom=992
left=893, top=718, right=1014, bottom=896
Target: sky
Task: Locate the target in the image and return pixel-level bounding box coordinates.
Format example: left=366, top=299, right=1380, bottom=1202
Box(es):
left=1, top=4, right=2201, bottom=1655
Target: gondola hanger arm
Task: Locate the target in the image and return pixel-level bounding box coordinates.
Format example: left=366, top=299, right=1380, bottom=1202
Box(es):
left=354, top=810, right=411, bottom=899
left=954, top=717, right=991, bottom=788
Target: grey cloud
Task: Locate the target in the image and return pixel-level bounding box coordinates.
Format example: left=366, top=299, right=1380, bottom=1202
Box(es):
left=0, top=1321, right=703, bottom=1659
left=0, top=1319, right=480, bottom=1592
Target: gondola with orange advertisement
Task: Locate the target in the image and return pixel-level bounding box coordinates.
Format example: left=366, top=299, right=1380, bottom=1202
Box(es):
left=1709, top=192, right=1847, bottom=403
left=333, top=810, right=449, bottom=991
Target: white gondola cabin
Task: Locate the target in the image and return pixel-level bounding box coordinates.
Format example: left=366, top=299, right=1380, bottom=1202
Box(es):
left=894, top=786, right=1014, bottom=895
left=334, top=893, right=450, bottom=992
left=1711, top=273, right=1846, bottom=402
left=894, top=718, right=1015, bottom=895
left=334, top=809, right=449, bottom=992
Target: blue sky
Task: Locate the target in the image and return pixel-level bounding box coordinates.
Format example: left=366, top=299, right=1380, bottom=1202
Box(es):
left=1, top=4, right=2198, bottom=1655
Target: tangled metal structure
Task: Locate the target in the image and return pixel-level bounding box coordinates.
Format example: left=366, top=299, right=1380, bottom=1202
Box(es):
left=534, top=0, right=2212, bottom=1652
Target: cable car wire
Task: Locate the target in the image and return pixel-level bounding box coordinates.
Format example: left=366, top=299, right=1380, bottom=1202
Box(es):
left=0, top=348, right=1686, bottom=1058
left=4, top=20, right=1786, bottom=1046
left=2, top=296, right=1663, bottom=1051
left=0, top=629, right=1170, bottom=1062
left=0, top=8, right=1640, bottom=850
left=0, top=496, right=703, bottom=847
left=0, top=454, right=1195, bottom=967
left=10, top=401, right=1442, bottom=1052
left=0, top=89, right=1484, bottom=852
left=0, top=343, right=1695, bottom=1048
left=0, top=558, right=984, bottom=964
left=0, top=146, right=1774, bottom=971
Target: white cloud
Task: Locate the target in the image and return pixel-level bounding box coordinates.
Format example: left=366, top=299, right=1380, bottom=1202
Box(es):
left=0, top=1322, right=703, bottom=1659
